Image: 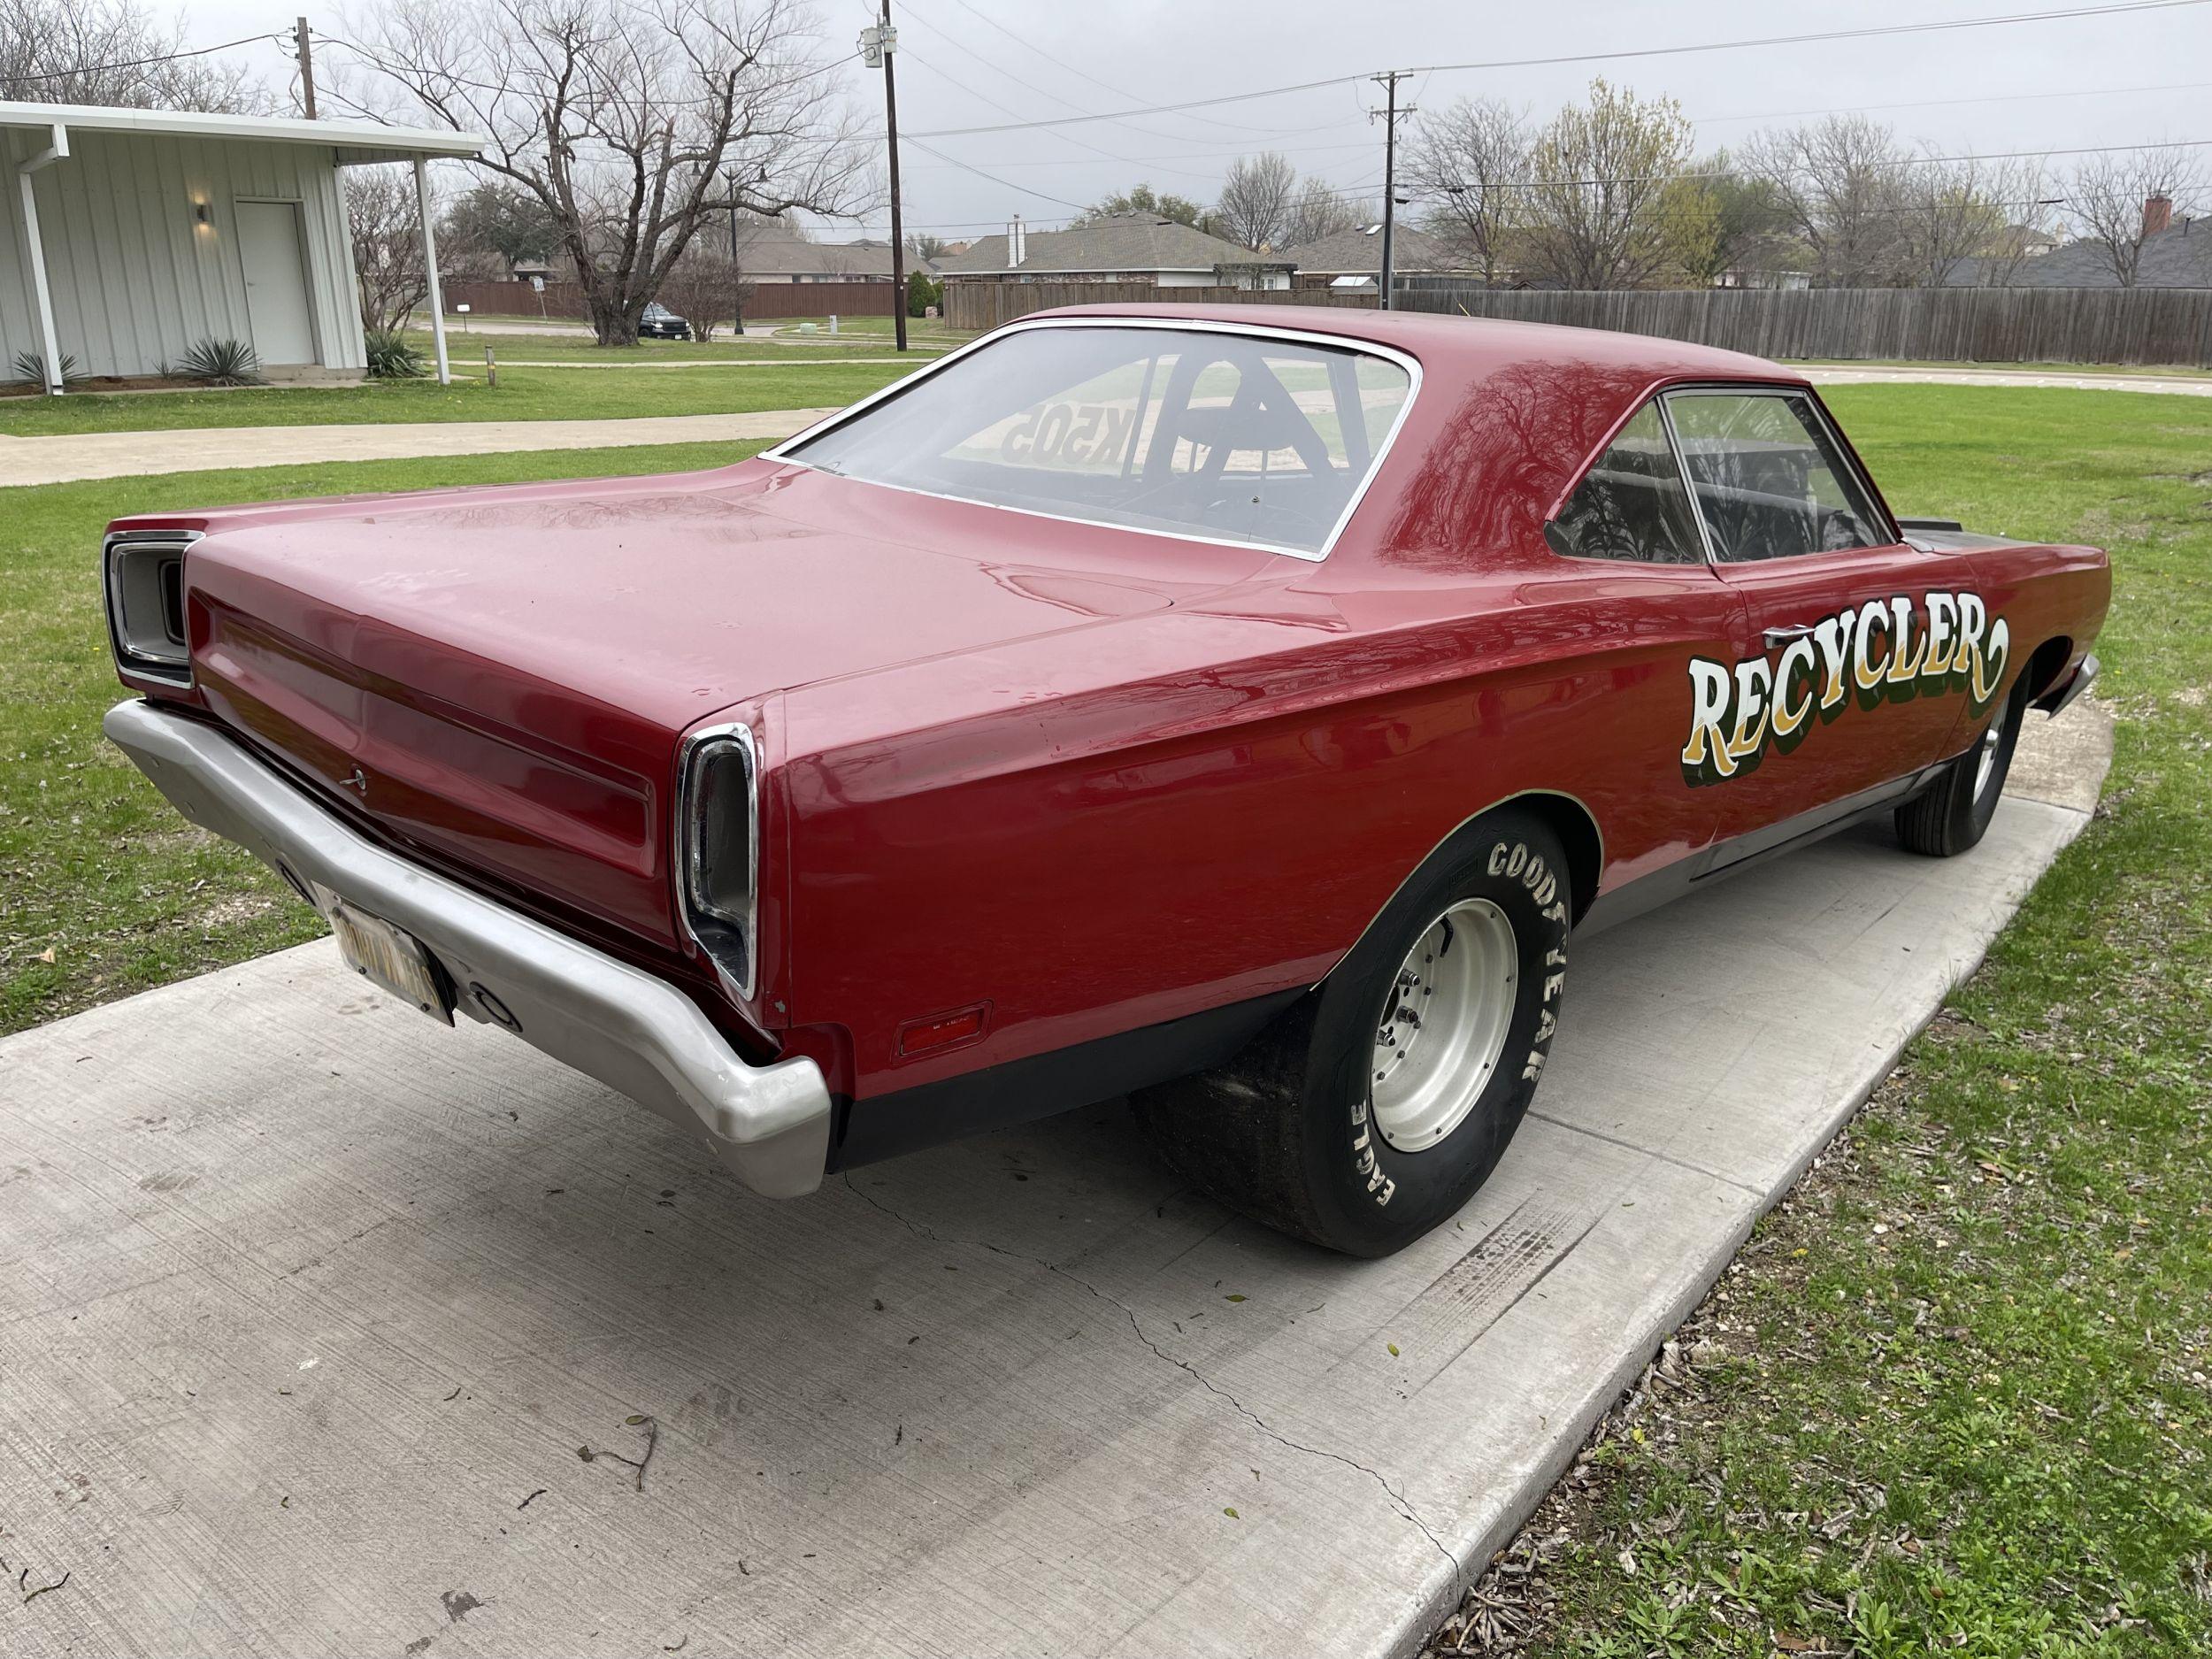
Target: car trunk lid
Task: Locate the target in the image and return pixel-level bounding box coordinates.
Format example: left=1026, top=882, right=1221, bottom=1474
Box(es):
left=173, top=462, right=1257, bottom=949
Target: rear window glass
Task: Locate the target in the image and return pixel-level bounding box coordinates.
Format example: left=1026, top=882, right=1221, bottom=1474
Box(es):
left=1544, top=402, right=1703, bottom=565
left=783, top=325, right=1415, bottom=557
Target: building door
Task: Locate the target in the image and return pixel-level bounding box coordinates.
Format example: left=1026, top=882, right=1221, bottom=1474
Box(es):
left=235, top=201, right=317, bottom=365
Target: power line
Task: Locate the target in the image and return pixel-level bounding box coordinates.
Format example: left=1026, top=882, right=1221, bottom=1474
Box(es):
left=924, top=0, right=1346, bottom=140
left=2, top=30, right=286, bottom=85
left=904, top=135, right=1096, bottom=211
left=1693, top=77, right=2212, bottom=128
left=909, top=0, right=2211, bottom=138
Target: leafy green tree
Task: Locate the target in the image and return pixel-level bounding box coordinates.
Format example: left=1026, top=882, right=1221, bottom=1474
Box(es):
left=1078, top=182, right=1214, bottom=233
left=441, top=182, right=561, bottom=274
left=1521, top=78, right=1695, bottom=289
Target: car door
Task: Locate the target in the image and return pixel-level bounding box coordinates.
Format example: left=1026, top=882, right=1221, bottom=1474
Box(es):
left=1662, top=386, right=1962, bottom=860
left=1532, top=395, right=1742, bottom=908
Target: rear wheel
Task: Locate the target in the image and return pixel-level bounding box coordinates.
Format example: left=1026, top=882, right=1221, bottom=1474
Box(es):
left=1895, top=672, right=2031, bottom=856
left=1132, top=807, right=1572, bottom=1256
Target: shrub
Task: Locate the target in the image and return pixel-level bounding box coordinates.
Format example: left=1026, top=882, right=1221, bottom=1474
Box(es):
left=11, top=348, right=82, bottom=387
left=177, top=337, right=265, bottom=387
left=364, top=328, right=426, bottom=379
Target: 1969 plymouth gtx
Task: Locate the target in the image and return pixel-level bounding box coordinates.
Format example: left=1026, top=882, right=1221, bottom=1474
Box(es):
left=103, top=304, right=2107, bottom=1256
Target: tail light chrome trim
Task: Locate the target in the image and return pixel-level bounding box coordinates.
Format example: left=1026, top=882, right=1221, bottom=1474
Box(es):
left=675, top=721, right=760, bottom=1002
left=103, top=528, right=201, bottom=687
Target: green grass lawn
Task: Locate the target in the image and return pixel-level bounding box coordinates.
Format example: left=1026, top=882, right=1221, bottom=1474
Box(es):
left=404, top=329, right=949, bottom=365
left=764, top=315, right=979, bottom=344
left=1432, top=385, right=2212, bottom=1654
left=0, top=359, right=918, bottom=437
left=0, top=440, right=760, bottom=1033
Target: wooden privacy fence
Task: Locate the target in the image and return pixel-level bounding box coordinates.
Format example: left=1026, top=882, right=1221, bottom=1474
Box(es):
left=942, top=278, right=2212, bottom=366
left=941, top=281, right=1376, bottom=332
left=1386, top=283, right=2212, bottom=367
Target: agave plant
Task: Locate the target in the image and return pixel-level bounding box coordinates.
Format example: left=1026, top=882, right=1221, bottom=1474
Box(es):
left=177, top=336, right=265, bottom=387
left=364, top=327, right=426, bottom=380
left=11, top=348, right=81, bottom=388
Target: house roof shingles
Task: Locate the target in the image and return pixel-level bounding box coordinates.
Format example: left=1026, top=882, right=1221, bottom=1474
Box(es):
left=1945, top=219, right=2212, bottom=288
left=1278, top=225, right=1452, bottom=275
left=736, top=236, right=933, bottom=279
left=936, top=216, right=1271, bottom=277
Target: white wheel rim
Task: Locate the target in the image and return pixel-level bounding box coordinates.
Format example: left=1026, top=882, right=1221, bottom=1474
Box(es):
left=1370, top=897, right=1519, bottom=1154
left=1974, top=695, right=2010, bottom=803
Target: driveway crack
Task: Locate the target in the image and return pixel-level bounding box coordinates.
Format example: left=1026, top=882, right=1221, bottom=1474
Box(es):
left=841, top=1175, right=1457, bottom=1574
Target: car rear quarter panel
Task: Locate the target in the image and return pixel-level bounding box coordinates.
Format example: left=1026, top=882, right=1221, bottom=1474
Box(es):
left=1967, top=539, right=2112, bottom=705
left=772, top=559, right=1740, bottom=1102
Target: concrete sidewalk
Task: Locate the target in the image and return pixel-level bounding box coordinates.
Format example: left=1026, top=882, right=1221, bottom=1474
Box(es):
left=1801, top=364, right=2212, bottom=396
left=0, top=710, right=2108, bottom=1659
left=0, top=408, right=841, bottom=488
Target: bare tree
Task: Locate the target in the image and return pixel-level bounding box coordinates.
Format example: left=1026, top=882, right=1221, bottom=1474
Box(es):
left=1973, top=157, right=2058, bottom=286
left=657, top=248, right=748, bottom=340
left=0, top=0, right=267, bottom=109
left=1213, top=151, right=1298, bottom=251
left=2066, top=144, right=2205, bottom=286
left=1899, top=152, right=2008, bottom=288
left=347, top=166, right=431, bottom=332
left=1519, top=79, right=1693, bottom=290
left=334, top=0, right=872, bottom=345
left=1404, top=96, right=1530, bottom=286
left=1742, top=115, right=1909, bottom=287
left=1279, top=176, right=1369, bottom=249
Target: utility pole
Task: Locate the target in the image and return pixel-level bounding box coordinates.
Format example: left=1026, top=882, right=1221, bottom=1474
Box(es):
left=860, top=4, right=908, bottom=351
left=1370, top=70, right=1414, bottom=311
left=295, top=17, right=318, bottom=119
left=723, top=166, right=744, bottom=340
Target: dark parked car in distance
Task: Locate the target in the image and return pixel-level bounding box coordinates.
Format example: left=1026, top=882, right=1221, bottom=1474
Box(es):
left=639, top=303, right=692, bottom=342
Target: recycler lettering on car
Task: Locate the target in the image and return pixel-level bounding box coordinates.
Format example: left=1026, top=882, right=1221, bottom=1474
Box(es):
left=1681, top=589, right=2012, bottom=788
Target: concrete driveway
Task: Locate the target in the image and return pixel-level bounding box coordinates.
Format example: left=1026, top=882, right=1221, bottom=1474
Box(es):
left=0, top=709, right=2108, bottom=1659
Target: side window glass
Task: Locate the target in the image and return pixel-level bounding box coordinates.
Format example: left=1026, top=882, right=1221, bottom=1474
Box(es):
left=1543, top=401, right=1703, bottom=565
left=1664, top=391, right=1886, bottom=562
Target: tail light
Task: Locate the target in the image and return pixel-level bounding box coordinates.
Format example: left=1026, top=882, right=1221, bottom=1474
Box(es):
left=678, top=725, right=759, bottom=999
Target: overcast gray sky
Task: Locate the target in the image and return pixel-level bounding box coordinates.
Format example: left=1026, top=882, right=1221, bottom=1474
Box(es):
left=187, top=0, right=2211, bottom=234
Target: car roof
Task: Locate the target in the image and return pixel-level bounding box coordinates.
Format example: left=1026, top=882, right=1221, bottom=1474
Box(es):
left=1019, top=301, right=1797, bottom=387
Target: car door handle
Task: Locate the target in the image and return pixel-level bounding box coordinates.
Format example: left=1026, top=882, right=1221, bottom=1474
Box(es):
left=1763, top=624, right=1817, bottom=649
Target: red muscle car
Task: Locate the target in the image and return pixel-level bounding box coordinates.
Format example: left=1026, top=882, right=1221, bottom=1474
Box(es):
left=103, top=304, right=2107, bottom=1256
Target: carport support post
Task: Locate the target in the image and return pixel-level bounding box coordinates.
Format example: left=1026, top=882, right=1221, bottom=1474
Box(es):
left=16, top=123, right=70, bottom=395
left=413, top=154, right=450, bottom=386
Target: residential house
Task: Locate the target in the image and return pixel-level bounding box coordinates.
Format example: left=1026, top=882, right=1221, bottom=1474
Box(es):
left=1280, top=224, right=1454, bottom=290
left=1946, top=195, right=2211, bottom=288
left=733, top=234, right=935, bottom=284
left=936, top=215, right=1291, bottom=288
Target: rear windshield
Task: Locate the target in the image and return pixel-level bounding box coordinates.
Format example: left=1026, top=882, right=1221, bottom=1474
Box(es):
left=782, top=324, right=1416, bottom=557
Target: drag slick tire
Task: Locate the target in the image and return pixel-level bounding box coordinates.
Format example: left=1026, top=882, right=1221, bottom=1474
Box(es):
left=1895, top=670, right=2031, bottom=857
left=1132, top=807, right=1571, bottom=1257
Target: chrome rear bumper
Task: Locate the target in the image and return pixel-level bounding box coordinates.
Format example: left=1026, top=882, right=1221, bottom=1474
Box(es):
left=104, top=698, right=831, bottom=1197
left=2036, top=651, right=2100, bottom=718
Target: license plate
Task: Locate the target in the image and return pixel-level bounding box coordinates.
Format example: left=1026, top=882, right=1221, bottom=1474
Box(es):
left=324, top=895, right=452, bottom=1024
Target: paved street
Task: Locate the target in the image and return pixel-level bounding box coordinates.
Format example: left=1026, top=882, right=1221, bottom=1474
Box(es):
left=1801, top=364, right=2212, bottom=396
left=0, top=707, right=2107, bottom=1659
left=0, top=408, right=841, bottom=488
